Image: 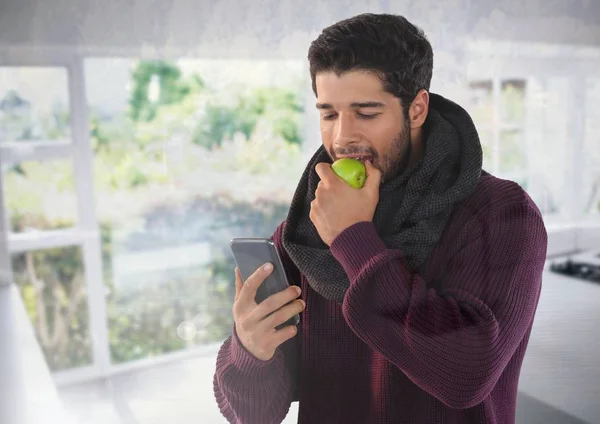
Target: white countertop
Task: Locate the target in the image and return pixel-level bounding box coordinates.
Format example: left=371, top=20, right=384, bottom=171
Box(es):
left=0, top=284, right=72, bottom=424
left=518, top=259, right=600, bottom=424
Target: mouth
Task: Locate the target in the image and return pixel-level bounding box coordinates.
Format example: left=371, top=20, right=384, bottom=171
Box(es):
left=338, top=155, right=374, bottom=164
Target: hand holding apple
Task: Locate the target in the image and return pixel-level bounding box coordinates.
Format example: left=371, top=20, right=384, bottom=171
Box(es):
left=331, top=158, right=367, bottom=189
left=310, top=160, right=381, bottom=246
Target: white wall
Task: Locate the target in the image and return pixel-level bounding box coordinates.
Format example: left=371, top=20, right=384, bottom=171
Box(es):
left=1, top=0, right=599, bottom=57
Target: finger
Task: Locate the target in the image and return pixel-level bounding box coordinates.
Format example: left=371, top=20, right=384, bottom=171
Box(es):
left=239, top=262, right=273, bottom=305
left=309, top=200, right=318, bottom=226
left=267, top=324, right=299, bottom=351
left=315, top=163, right=333, bottom=186
left=364, top=160, right=382, bottom=190
left=260, top=298, right=305, bottom=331
left=234, top=267, right=243, bottom=302
left=250, top=284, right=302, bottom=322
left=316, top=181, right=325, bottom=197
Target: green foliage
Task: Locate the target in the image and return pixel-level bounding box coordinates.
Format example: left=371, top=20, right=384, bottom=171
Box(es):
left=7, top=59, right=305, bottom=370
left=43, top=104, right=71, bottom=140
left=192, top=104, right=247, bottom=149
left=93, top=60, right=303, bottom=155
left=10, top=186, right=292, bottom=370
left=12, top=216, right=92, bottom=371
left=192, top=86, right=304, bottom=149
left=106, top=151, right=169, bottom=189
left=6, top=161, right=75, bottom=232
left=90, top=114, right=111, bottom=153
left=128, top=61, right=200, bottom=122
left=88, top=60, right=305, bottom=192
left=100, top=194, right=290, bottom=363
left=0, top=89, right=70, bottom=142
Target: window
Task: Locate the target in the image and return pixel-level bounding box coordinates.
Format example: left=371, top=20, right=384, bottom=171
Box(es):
left=4, top=159, right=78, bottom=233
left=11, top=245, right=92, bottom=371
left=583, top=77, right=600, bottom=215
left=0, top=67, right=71, bottom=143
left=468, top=78, right=528, bottom=179
left=84, top=58, right=307, bottom=365
left=467, top=78, right=564, bottom=216
left=4, top=158, right=89, bottom=371
left=0, top=66, right=99, bottom=373
left=1, top=58, right=308, bottom=380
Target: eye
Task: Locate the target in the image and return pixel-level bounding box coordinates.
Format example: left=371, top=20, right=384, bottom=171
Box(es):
left=357, top=112, right=379, bottom=120
left=322, top=114, right=337, bottom=121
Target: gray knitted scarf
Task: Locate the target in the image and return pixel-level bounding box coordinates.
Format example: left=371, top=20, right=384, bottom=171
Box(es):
left=281, top=93, right=483, bottom=304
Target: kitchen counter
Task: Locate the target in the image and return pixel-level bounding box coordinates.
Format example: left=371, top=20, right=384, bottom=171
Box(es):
left=0, top=283, right=71, bottom=424
left=518, top=256, right=600, bottom=424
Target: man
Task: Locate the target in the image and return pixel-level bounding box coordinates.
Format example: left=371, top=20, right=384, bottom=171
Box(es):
left=213, top=13, right=547, bottom=424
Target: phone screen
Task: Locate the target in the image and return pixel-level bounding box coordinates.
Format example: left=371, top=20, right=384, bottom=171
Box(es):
left=230, top=238, right=300, bottom=328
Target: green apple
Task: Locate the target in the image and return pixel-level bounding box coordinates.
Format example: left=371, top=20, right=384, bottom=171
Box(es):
left=331, top=158, right=367, bottom=189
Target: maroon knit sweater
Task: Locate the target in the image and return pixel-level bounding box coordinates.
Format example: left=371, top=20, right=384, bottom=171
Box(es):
left=213, top=171, right=548, bottom=424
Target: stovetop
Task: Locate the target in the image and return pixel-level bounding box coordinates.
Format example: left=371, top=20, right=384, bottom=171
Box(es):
left=549, top=251, right=600, bottom=283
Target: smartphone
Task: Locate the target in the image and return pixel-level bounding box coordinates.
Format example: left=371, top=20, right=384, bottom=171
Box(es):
left=230, top=238, right=300, bottom=329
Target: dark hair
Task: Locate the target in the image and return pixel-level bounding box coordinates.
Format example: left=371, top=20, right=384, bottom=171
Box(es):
left=307, top=13, right=433, bottom=118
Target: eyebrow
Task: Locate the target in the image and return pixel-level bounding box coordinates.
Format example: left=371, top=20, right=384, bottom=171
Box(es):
left=316, top=101, right=385, bottom=110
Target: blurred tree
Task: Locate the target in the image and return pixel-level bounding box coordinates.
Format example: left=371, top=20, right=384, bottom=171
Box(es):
left=192, top=86, right=303, bottom=149
left=105, top=195, right=290, bottom=363
left=8, top=59, right=305, bottom=369
left=89, top=113, right=111, bottom=153
left=12, top=217, right=92, bottom=371
left=0, top=89, right=34, bottom=141
left=0, top=90, right=71, bottom=142
left=128, top=61, right=202, bottom=122
left=11, top=194, right=290, bottom=369
left=43, top=102, right=70, bottom=139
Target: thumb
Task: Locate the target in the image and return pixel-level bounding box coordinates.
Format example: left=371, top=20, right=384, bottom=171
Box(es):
left=364, top=160, right=381, bottom=190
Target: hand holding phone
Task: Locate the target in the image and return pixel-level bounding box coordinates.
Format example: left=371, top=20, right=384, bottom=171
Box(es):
left=232, top=264, right=305, bottom=361
left=230, top=238, right=305, bottom=361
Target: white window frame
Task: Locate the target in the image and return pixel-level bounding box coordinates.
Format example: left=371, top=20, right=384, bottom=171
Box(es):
left=469, top=77, right=529, bottom=183
left=467, top=40, right=600, bottom=220
left=0, top=47, right=286, bottom=386
left=0, top=50, right=111, bottom=384
left=0, top=167, right=12, bottom=287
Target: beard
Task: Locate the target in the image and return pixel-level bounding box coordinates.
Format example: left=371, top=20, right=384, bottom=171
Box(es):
left=327, top=118, right=412, bottom=185
left=380, top=118, right=412, bottom=184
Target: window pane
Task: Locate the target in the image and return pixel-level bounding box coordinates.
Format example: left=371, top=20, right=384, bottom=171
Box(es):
left=524, top=77, right=570, bottom=218
left=2, top=159, right=78, bottom=233
left=478, top=130, right=494, bottom=172
left=583, top=168, right=600, bottom=215
left=526, top=174, right=561, bottom=215
left=584, top=77, right=600, bottom=215
left=499, top=129, right=526, bottom=174
left=468, top=80, right=494, bottom=128
left=86, top=58, right=306, bottom=364
left=500, top=79, right=526, bottom=124
left=0, top=67, right=71, bottom=143
left=11, top=246, right=92, bottom=371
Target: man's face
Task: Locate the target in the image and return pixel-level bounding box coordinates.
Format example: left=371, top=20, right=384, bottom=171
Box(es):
left=315, top=70, right=411, bottom=184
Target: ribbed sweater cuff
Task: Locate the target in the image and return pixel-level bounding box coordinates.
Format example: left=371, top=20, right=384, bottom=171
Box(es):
left=230, top=324, right=282, bottom=376
left=330, top=221, right=388, bottom=282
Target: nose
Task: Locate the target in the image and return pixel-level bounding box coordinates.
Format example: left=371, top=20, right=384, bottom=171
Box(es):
left=333, top=113, right=357, bottom=148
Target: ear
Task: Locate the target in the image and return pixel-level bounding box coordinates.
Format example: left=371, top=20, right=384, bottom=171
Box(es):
left=409, top=89, right=429, bottom=129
